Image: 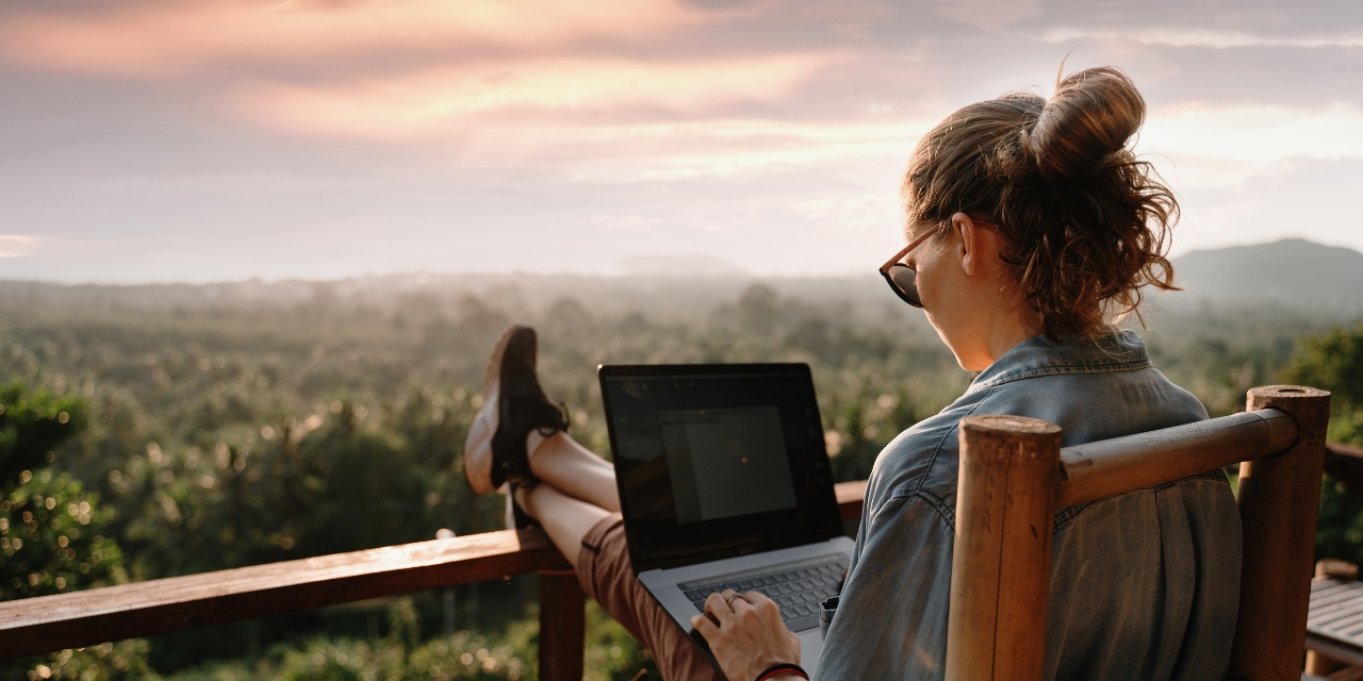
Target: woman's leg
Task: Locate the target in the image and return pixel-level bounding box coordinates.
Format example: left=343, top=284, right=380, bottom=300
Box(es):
left=527, top=431, right=620, bottom=512
left=517, top=432, right=721, bottom=680
left=462, top=326, right=720, bottom=680
left=515, top=478, right=608, bottom=567
left=514, top=476, right=723, bottom=681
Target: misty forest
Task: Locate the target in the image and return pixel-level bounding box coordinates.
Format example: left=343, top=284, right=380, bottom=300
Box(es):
left=6, top=240, right=1363, bottom=680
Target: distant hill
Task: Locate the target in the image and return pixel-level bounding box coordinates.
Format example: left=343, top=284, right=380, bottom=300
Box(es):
left=4, top=237, right=1362, bottom=320
left=1168, top=239, right=1363, bottom=315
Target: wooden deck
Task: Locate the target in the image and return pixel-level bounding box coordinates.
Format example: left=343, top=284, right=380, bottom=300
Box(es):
left=1311, top=579, right=1363, bottom=666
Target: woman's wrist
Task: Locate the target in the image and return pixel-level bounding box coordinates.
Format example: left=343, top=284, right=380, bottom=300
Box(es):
left=753, top=662, right=809, bottom=681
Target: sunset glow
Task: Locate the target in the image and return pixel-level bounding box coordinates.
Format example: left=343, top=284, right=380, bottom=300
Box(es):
left=0, top=0, right=710, bottom=77
left=238, top=53, right=850, bottom=140
left=1, top=0, right=1359, bottom=283
left=0, top=235, right=41, bottom=259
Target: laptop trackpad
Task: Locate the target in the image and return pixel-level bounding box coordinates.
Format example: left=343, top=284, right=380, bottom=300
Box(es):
left=799, top=629, right=825, bottom=676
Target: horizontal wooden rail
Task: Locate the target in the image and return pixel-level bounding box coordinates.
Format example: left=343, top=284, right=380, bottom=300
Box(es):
left=835, top=478, right=867, bottom=521
left=0, top=528, right=568, bottom=660
left=0, top=480, right=868, bottom=663
left=1058, top=408, right=1298, bottom=507
left=2, top=431, right=1349, bottom=670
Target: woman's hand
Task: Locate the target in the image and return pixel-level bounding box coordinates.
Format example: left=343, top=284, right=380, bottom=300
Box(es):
left=690, top=589, right=803, bottom=681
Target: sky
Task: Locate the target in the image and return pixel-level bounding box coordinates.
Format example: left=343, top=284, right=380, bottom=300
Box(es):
left=1, top=0, right=1361, bottom=284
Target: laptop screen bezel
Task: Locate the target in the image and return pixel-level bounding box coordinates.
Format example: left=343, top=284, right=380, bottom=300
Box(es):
left=597, top=362, right=844, bottom=573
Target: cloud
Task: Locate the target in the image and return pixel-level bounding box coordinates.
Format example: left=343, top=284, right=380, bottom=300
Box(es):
left=549, top=117, right=929, bottom=188
left=3, top=0, right=1363, bottom=283
left=1019, top=0, right=1363, bottom=38
left=592, top=214, right=662, bottom=233
left=234, top=52, right=853, bottom=140
left=1142, top=102, right=1363, bottom=191
left=0, top=235, right=41, bottom=258
left=0, top=0, right=712, bottom=78
left=934, top=0, right=1043, bottom=31
left=1039, top=27, right=1363, bottom=49
left=789, top=192, right=901, bottom=236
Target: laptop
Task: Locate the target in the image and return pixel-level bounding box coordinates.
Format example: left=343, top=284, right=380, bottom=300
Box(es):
left=598, top=363, right=855, bottom=676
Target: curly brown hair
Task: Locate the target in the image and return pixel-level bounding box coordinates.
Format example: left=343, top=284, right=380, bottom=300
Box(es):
left=902, top=66, right=1178, bottom=340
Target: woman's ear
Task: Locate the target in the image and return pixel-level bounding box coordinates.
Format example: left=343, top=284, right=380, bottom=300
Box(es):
left=951, top=212, right=987, bottom=276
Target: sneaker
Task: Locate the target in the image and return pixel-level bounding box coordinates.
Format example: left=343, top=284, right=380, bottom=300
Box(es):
left=462, top=326, right=568, bottom=496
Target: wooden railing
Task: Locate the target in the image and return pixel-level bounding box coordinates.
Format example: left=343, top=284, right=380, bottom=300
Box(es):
left=4, top=437, right=1363, bottom=679
left=0, top=481, right=867, bottom=680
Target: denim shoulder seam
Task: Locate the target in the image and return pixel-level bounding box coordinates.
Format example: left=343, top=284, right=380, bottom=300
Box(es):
left=910, top=389, right=992, bottom=497
left=976, top=358, right=1152, bottom=391
left=875, top=488, right=958, bottom=531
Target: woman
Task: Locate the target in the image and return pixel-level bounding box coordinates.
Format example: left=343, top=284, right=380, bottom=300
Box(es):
left=461, top=66, right=1240, bottom=681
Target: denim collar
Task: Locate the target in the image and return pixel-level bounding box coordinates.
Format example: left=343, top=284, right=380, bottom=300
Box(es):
left=966, top=329, right=1151, bottom=394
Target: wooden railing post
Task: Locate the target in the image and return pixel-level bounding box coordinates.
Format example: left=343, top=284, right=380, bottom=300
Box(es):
left=1232, top=385, right=1331, bottom=680
left=946, top=414, right=1061, bottom=681
left=538, top=572, right=585, bottom=681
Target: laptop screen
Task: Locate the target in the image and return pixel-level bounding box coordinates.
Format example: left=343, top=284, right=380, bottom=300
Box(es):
left=599, top=363, right=843, bottom=572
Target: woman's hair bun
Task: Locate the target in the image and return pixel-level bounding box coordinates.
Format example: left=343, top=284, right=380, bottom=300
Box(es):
left=903, top=64, right=1177, bottom=340
left=1023, top=66, right=1146, bottom=181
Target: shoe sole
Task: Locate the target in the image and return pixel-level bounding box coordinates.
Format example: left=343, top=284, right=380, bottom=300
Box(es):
left=462, top=326, right=527, bottom=495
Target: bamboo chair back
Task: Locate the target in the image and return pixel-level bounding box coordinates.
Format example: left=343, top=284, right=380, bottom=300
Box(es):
left=945, top=385, right=1331, bottom=681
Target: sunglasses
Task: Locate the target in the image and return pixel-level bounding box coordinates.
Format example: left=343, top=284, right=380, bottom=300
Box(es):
left=878, top=222, right=948, bottom=308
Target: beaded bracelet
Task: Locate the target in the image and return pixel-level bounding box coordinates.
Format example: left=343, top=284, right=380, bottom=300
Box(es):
left=753, top=662, right=810, bottom=681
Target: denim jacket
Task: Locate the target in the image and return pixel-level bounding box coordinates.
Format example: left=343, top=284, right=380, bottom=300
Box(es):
left=815, top=331, right=1241, bottom=680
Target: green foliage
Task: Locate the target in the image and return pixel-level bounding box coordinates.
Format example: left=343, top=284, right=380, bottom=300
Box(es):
left=1283, top=325, right=1363, bottom=406
left=0, top=381, right=87, bottom=484
left=580, top=602, right=657, bottom=681
left=1, top=469, right=125, bottom=599
left=1282, top=323, right=1363, bottom=440
left=1317, top=476, right=1363, bottom=567
left=160, top=628, right=533, bottom=681
left=18, top=641, right=157, bottom=681
left=4, top=277, right=1363, bottom=678
left=1280, top=323, right=1363, bottom=566
left=1139, top=302, right=1329, bottom=417
left=153, top=599, right=653, bottom=681
left=0, top=382, right=140, bottom=679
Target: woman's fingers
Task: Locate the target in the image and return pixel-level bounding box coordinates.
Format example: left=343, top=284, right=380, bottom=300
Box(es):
left=741, top=591, right=773, bottom=611
left=690, top=611, right=719, bottom=637
left=704, top=590, right=737, bottom=618
left=705, top=589, right=778, bottom=622
left=690, top=588, right=803, bottom=680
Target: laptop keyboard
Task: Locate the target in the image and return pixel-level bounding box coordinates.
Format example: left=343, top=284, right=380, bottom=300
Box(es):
left=680, top=555, right=848, bottom=632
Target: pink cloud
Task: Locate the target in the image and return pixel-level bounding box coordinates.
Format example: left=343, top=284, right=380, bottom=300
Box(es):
left=0, top=235, right=42, bottom=258
left=0, top=0, right=712, bottom=78
left=232, top=52, right=855, bottom=141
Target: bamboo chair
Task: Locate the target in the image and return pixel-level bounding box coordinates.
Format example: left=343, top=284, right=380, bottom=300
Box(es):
left=945, top=385, right=1331, bottom=681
